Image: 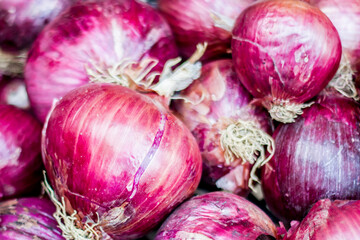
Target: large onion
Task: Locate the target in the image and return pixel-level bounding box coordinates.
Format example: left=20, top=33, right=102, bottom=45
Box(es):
left=42, top=83, right=202, bottom=239
left=158, top=0, right=255, bottom=60
left=173, top=59, right=273, bottom=195
left=262, top=89, right=360, bottom=224
left=232, top=0, right=342, bottom=123
left=0, top=104, right=42, bottom=200
left=284, top=199, right=360, bottom=240
left=0, top=197, right=64, bottom=239
left=155, top=191, right=279, bottom=239
left=25, top=0, right=179, bottom=122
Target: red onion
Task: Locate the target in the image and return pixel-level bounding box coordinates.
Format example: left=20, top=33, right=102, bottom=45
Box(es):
left=42, top=83, right=202, bottom=239
left=155, top=191, right=279, bottom=239
left=0, top=77, right=30, bottom=110
left=261, top=89, right=360, bottom=224
left=173, top=59, right=274, bottom=195
left=25, top=0, right=181, bottom=122
left=0, top=104, right=42, bottom=200
left=158, top=0, right=255, bottom=60
left=310, top=0, right=360, bottom=99
left=232, top=0, right=342, bottom=123
left=284, top=199, right=360, bottom=240
left=0, top=197, right=64, bottom=239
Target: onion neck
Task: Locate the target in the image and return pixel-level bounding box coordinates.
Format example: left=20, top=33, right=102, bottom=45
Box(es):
left=0, top=48, right=27, bottom=77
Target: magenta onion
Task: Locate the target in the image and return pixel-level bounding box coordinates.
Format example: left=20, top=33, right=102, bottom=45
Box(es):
left=42, top=83, right=202, bottom=239
left=0, top=104, right=42, bottom=200
left=0, top=197, right=64, bottom=239
left=261, top=89, right=360, bottom=224
left=310, top=0, right=360, bottom=98
left=155, top=191, right=278, bottom=239
left=0, top=77, right=30, bottom=110
left=284, top=199, right=360, bottom=240
left=173, top=59, right=273, bottom=195
left=232, top=0, right=342, bottom=123
left=158, top=0, right=255, bottom=60
left=25, top=0, right=179, bottom=122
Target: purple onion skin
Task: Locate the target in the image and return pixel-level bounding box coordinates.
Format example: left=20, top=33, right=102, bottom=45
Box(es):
left=155, top=191, right=278, bottom=240
left=42, top=83, right=202, bottom=239
left=232, top=0, right=341, bottom=109
left=173, top=59, right=272, bottom=195
left=0, top=104, right=42, bottom=201
left=284, top=199, right=360, bottom=240
left=0, top=197, right=64, bottom=240
left=0, top=77, right=30, bottom=110
left=25, top=0, right=178, bottom=123
left=0, top=0, right=73, bottom=52
left=158, top=0, right=255, bottom=60
left=262, top=90, right=360, bottom=224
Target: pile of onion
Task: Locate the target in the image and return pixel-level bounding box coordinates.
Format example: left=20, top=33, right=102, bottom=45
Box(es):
left=42, top=83, right=202, bottom=239
left=155, top=191, right=279, bottom=239
left=284, top=199, right=360, bottom=240
left=0, top=104, right=42, bottom=200
left=0, top=197, right=64, bottom=239
left=25, top=0, right=184, bottom=122
left=0, top=77, right=30, bottom=110
left=173, top=59, right=274, bottom=195
left=232, top=0, right=342, bottom=123
left=262, top=89, right=360, bottom=224
left=158, top=0, right=255, bottom=60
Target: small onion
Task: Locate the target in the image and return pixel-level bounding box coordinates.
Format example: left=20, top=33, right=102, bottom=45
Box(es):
left=158, top=0, right=255, bottom=60
left=173, top=59, right=273, bottom=195
left=25, top=0, right=179, bottom=122
left=0, top=197, right=64, bottom=239
left=42, top=83, right=202, bottom=239
left=284, top=199, right=360, bottom=240
left=262, top=89, right=360, bottom=224
left=155, top=191, right=279, bottom=240
left=0, top=104, right=42, bottom=200
left=0, top=77, right=30, bottom=110
left=232, top=0, right=342, bottom=123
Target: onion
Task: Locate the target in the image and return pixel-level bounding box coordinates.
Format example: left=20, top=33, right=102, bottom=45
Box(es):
left=310, top=0, right=360, bottom=99
left=42, top=83, right=202, bottom=239
left=173, top=59, right=274, bottom=195
left=261, top=89, right=360, bottom=224
left=232, top=0, right=342, bottom=123
left=25, top=0, right=182, bottom=122
left=284, top=199, right=360, bottom=240
left=154, top=191, right=279, bottom=239
left=0, top=104, right=42, bottom=200
left=0, top=197, right=64, bottom=239
left=158, top=0, right=255, bottom=60
left=0, top=77, right=30, bottom=110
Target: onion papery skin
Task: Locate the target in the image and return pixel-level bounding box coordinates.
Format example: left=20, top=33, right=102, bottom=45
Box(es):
left=155, top=191, right=278, bottom=240
left=0, top=77, right=30, bottom=110
left=0, top=197, right=64, bottom=240
left=231, top=0, right=342, bottom=121
left=25, top=0, right=178, bottom=122
left=158, top=0, right=255, bottom=60
left=284, top=199, right=360, bottom=240
left=261, top=90, right=360, bottom=224
left=42, top=83, right=202, bottom=239
left=173, top=59, right=272, bottom=195
left=310, top=0, right=360, bottom=79
left=0, top=104, right=42, bottom=200
left=0, top=0, right=73, bottom=51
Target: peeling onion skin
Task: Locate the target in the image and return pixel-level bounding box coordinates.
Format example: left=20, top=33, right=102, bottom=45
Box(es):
left=0, top=104, right=42, bottom=201
left=261, top=90, right=360, bottom=224
left=42, top=83, right=202, bottom=239
left=173, top=59, right=273, bottom=195
left=0, top=77, right=30, bottom=110
left=155, top=191, right=278, bottom=240
left=0, top=0, right=73, bottom=52
left=0, top=197, right=64, bottom=240
left=158, top=0, right=255, bottom=60
left=231, top=0, right=342, bottom=119
left=284, top=199, right=360, bottom=240
left=25, top=0, right=178, bottom=122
